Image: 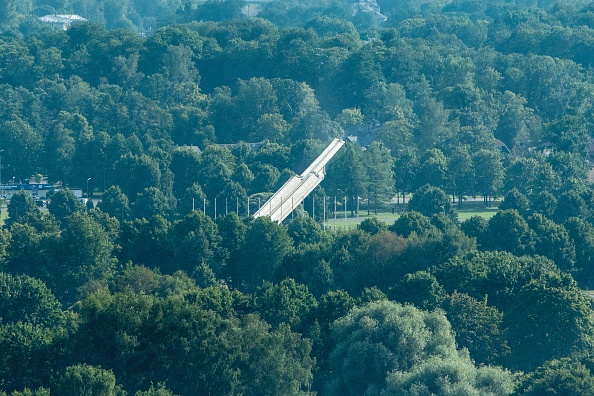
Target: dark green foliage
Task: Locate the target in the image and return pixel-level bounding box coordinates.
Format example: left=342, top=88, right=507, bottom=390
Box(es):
left=516, top=359, right=594, bottom=396
left=325, top=143, right=367, bottom=214
left=58, top=364, right=126, bottom=396
left=433, top=251, right=560, bottom=312
left=357, top=286, right=388, bottom=305
left=117, top=216, right=173, bottom=270
left=7, top=2, right=594, bottom=394
left=0, top=273, right=65, bottom=328
left=442, top=292, right=509, bottom=366
left=504, top=274, right=594, bottom=371
left=253, top=279, right=318, bottom=332
left=473, top=148, right=504, bottom=205
left=358, top=217, right=388, bottom=235
left=388, top=210, right=434, bottom=238
left=483, top=209, right=535, bottom=256
left=461, top=215, right=488, bottom=245
left=275, top=244, right=335, bottom=297
left=499, top=187, right=530, bottom=216
left=408, top=184, right=458, bottom=222
left=168, top=210, right=227, bottom=275
left=55, top=211, right=117, bottom=303
left=132, top=187, right=173, bottom=220
left=0, top=118, right=43, bottom=182
left=555, top=189, right=591, bottom=224
left=177, top=182, right=206, bottom=216
left=47, top=188, right=85, bottom=225
left=234, top=217, right=293, bottom=291
left=527, top=213, right=575, bottom=272
left=5, top=192, right=39, bottom=228
left=287, top=216, right=327, bottom=246
left=530, top=190, right=557, bottom=218
left=0, top=323, right=60, bottom=392
left=364, top=141, right=395, bottom=214
left=72, top=289, right=315, bottom=395
left=97, top=186, right=131, bottom=221
left=565, top=217, right=594, bottom=288
left=113, top=154, right=161, bottom=200
left=390, top=270, right=446, bottom=310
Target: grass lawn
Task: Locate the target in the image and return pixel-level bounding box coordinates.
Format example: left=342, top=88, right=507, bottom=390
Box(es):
left=456, top=200, right=500, bottom=221
left=324, top=200, right=500, bottom=229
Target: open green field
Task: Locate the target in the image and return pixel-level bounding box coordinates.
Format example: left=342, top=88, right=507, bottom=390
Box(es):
left=325, top=200, right=500, bottom=229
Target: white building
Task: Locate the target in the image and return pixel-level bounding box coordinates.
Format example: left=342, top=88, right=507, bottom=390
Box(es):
left=39, top=14, right=88, bottom=30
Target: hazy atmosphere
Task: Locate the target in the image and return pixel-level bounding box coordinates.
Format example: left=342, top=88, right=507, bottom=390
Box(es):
left=2, top=0, right=594, bottom=395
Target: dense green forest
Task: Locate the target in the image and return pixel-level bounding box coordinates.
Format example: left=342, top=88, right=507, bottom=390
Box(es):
left=5, top=0, right=594, bottom=394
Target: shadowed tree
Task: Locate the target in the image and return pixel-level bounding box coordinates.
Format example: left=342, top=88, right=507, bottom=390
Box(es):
left=408, top=184, right=458, bottom=222
left=58, top=364, right=126, bottom=396
left=5, top=191, right=39, bottom=228
left=234, top=217, right=293, bottom=291
left=97, top=185, right=130, bottom=221
left=364, top=141, right=394, bottom=215
left=47, top=188, right=85, bottom=225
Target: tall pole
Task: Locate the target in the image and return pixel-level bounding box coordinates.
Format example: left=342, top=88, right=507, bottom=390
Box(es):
left=0, top=150, right=3, bottom=189
left=86, top=177, right=91, bottom=199
left=203, top=198, right=206, bottom=214
left=334, top=196, right=337, bottom=231
left=214, top=198, right=217, bottom=218
left=323, top=196, right=326, bottom=230
left=312, top=196, right=315, bottom=221
left=344, top=196, right=347, bottom=227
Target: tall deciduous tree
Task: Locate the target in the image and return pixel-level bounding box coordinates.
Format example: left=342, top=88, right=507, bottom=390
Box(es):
left=97, top=185, right=130, bottom=221
left=505, top=275, right=594, bottom=371
left=0, top=118, right=43, bottom=182
left=364, top=141, right=394, bottom=214
left=416, top=148, right=449, bottom=191
left=0, top=0, right=18, bottom=27
left=234, top=217, right=293, bottom=291
left=473, top=148, right=504, bottom=206
left=448, top=144, right=474, bottom=207
left=516, top=359, right=594, bottom=396
left=325, top=300, right=513, bottom=395
left=55, top=211, right=116, bottom=303
left=484, top=209, right=535, bottom=256
left=393, top=147, right=419, bottom=204
left=326, top=143, right=366, bottom=215
left=528, top=213, right=575, bottom=272
left=168, top=210, right=226, bottom=276
left=47, top=188, right=85, bottom=225
left=113, top=154, right=161, bottom=200
left=442, top=291, right=509, bottom=366
left=58, top=364, right=126, bottom=396
left=408, top=184, right=457, bottom=222
left=5, top=191, right=39, bottom=228
left=253, top=279, right=318, bottom=333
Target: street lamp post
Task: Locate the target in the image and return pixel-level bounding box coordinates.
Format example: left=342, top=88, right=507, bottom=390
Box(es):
left=86, top=178, right=91, bottom=199
left=0, top=149, right=3, bottom=189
